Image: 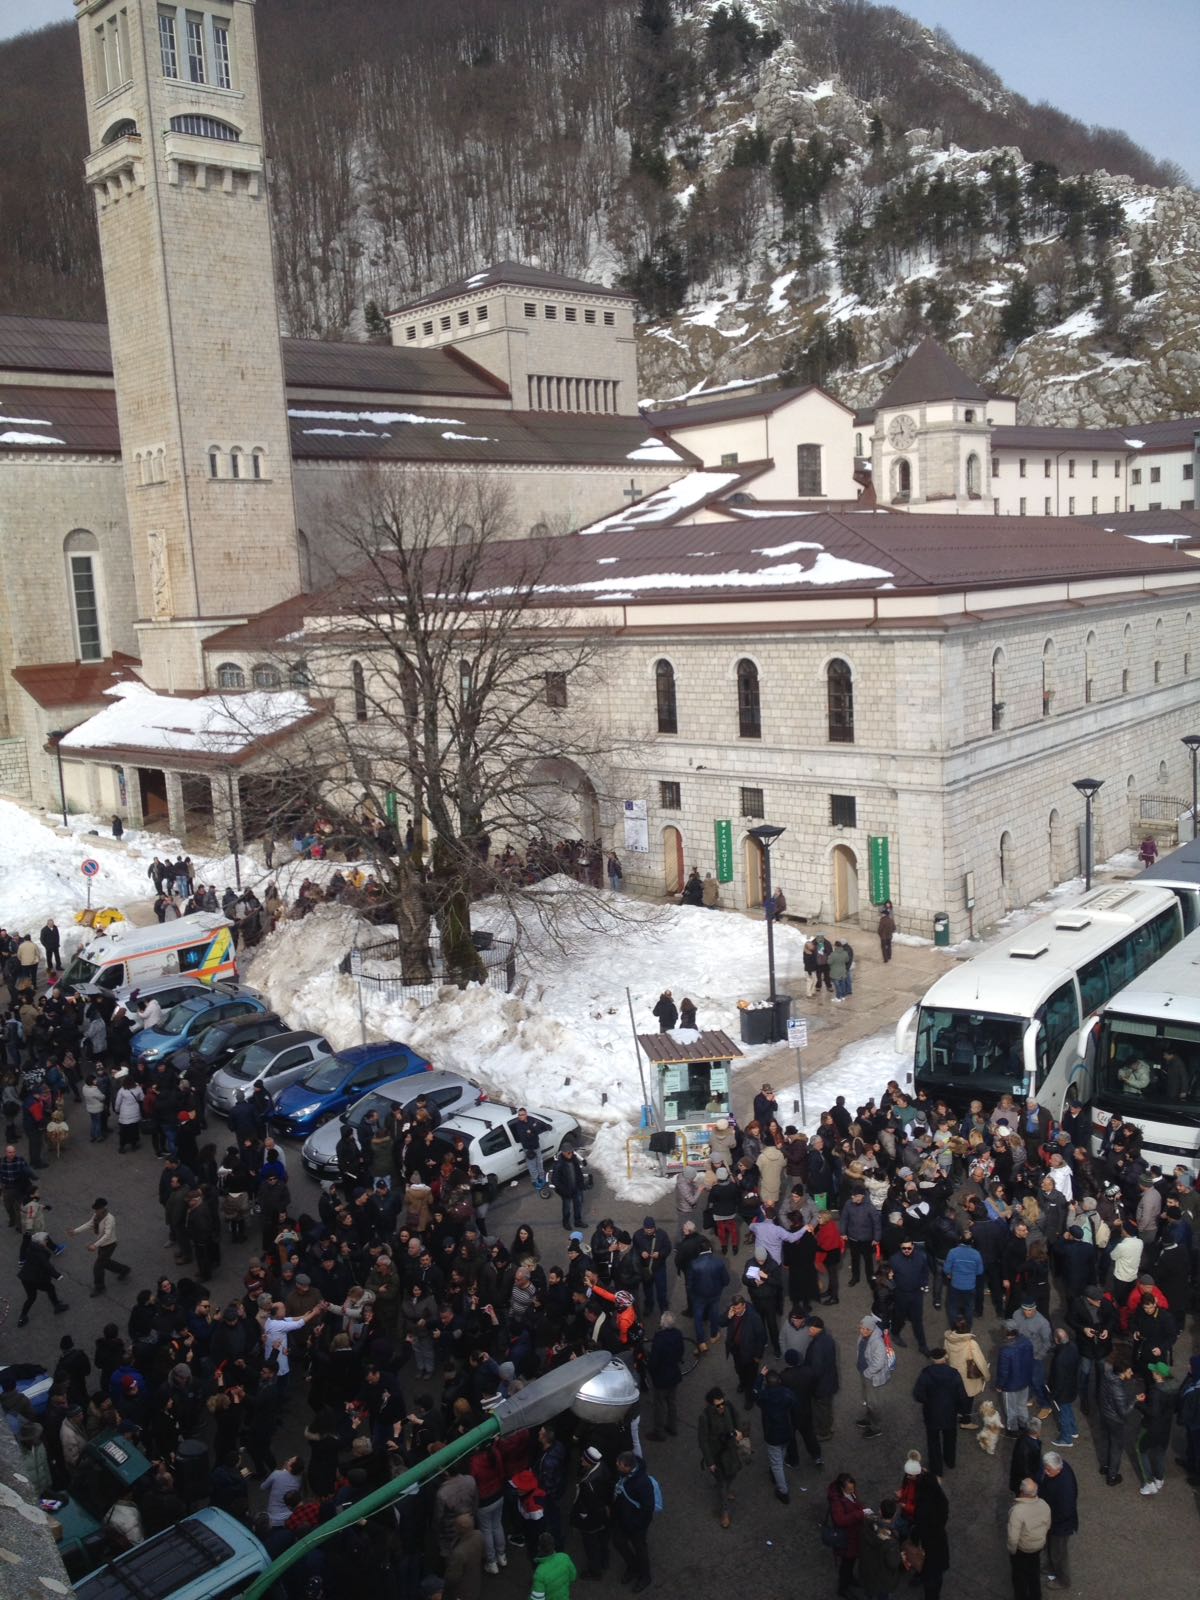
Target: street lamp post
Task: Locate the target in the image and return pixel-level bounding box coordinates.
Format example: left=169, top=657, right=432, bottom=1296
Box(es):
left=1072, top=777, right=1104, bottom=890
left=1182, top=734, right=1200, bottom=842
left=47, top=730, right=68, bottom=828
left=748, top=822, right=786, bottom=1037
left=241, top=1350, right=636, bottom=1600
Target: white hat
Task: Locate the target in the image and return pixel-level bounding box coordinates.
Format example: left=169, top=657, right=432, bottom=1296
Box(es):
left=904, top=1460, right=922, bottom=1477
left=715, top=1166, right=730, bottom=1182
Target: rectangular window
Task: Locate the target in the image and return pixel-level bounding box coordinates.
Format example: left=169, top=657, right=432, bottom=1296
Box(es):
left=1154, top=659, right=1162, bottom=685
left=603, top=310, right=615, bottom=326
left=1151, top=466, right=1162, bottom=484
left=584, top=308, right=596, bottom=325
left=1019, top=497, right=1027, bottom=516
left=1122, top=667, right=1130, bottom=694
left=1184, top=464, right=1194, bottom=480
left=524, top=303, right=537, bottom=319
left=1044, top=458, right=1051, bottom=478
left=457, top=310, right=469, bottom=327
left=796, top=443, right=822, bottom=497
left=1115, top=497, right=1121, bottom=512
left=1068, top=496, right=1075, bottom=514
left=212, top=18, right=232, bottom=89
left=544, top=305, right=557, bottom=321
left=660, top=781, right=681, bottom=811
left=1150, top=502, right=1162, bottom=511
left=740, top=787, right=765, bottom=819
left=1091, top=459, right=1099, bottom=478
left=721, top=452, right=739, bottom=466
left=565, top=306, right=577, bottom=322
left=1115, top=460, right=1122, bottom=476
left=71, top=555, right=102, bottom=663
left=476, top=305, right=488, bottom=322
left=185, top=13, right=205, bottom=82
left=544, top=671, right=567, bottom=708
left=158, top=10, right=179, bottom=77
left=1067, top=459, right=1075, bottom=478
left=1091, top=497, right=1098, bottom=513
left=1044, top=497, right=1052, bottom=515
left=1019, top=459, right=1027, bottom=478
left=440, top=315, right=451, bottom=332
left=422, top=319, right=433, bottom=336
left=830, top=794, right=857, bottom=828
left=1132, top=468, right=1142, bottom=485
left=991, top=456, right=999, bottom=476
left=405, top=325, right=416, bottom=342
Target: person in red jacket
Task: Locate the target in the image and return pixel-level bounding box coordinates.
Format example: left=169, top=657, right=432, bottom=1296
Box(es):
left=827, top=1471, right=869, bottom=1597
left=469, top=1440, right=509, bottom=1574
left=816, top=1213, right=846, bottom=1305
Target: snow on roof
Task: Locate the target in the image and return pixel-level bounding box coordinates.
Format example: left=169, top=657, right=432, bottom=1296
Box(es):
left=1125, top=437, right=1145, bottom=448
left=288, top=407, right=465, bottom=427
left=60, top=681, right=317, bottom=762
left=627, top=437, right=685, bottom=463
left=527, top=550, right=893, bottom=599
left=753, top=539, right=821, bottom=557
left=442, top=431, right=494, bottom=442
left=1, top=429, right=65, bottom=445
left=579, top=470, right=742, bottom=535
left=1128, top=533, right=1187, bottom=545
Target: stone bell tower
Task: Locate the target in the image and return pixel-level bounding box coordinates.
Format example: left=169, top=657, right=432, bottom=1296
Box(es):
left=74, top=0, right=301, bottom=689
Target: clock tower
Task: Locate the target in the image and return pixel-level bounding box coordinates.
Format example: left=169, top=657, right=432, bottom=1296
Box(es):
left=73, top=0, right=302, bottom=690
left=871, top=338, right=993, bottom=512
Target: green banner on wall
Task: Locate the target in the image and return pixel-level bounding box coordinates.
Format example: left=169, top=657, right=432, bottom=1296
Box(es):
left=385, top=789, right=398, bottom=825
left=714, top=819, right=734, bottom=883
left=868, top=834, right=891, bottom=904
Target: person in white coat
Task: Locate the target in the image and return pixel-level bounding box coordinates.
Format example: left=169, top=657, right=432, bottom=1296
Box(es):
left=113, top=1074, right=144, bottom=1154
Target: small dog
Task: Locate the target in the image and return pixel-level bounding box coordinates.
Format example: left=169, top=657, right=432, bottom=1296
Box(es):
left=977, top=1401, right=1003, bottom=1456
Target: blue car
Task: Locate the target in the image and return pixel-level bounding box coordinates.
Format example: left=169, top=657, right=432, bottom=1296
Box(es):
left=131, top=993, right=271, bottom=1067
left=269, top=1040, right=431, bottom=1136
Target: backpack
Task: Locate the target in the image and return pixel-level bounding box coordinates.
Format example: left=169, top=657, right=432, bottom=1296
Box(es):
left=648, top=1475, right=664, bottom=1513
left=881, top=1329, right=898, bottom=1377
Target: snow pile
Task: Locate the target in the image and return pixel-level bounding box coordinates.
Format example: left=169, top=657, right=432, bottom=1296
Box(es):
left=0, top=430, right=66, bottom=446
left=578, top=470, right=742, bottom=534
left=790, top=1027, right=910, bottom=1135
left=626, top=438, right=685, bottom=463
left=60, top=682, right=315, bottom=760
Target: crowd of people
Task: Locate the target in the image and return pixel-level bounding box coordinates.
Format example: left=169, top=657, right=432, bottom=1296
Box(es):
left=3, top=927, right=1200, bottom=1600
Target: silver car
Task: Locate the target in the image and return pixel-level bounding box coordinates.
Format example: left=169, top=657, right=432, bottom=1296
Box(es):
left=207, top=1031, right=331, bottom=1117
left=301, top=1069, right=482, bottom=1179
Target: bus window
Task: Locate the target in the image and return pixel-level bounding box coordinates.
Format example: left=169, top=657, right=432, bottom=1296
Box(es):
left=1034, top=981, right=1079, bottom=1087
left=179, top=943, right=207, bottom=973
left=97, top=964, right=125, bottom=990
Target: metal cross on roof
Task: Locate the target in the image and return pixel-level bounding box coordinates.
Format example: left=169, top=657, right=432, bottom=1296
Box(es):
left=622, top=478, right=643, bottom=504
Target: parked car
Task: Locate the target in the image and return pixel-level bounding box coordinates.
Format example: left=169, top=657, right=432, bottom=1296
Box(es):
left=269, top=1041, right=431, bottom=1136
left=188, top=1011, right=287, bottom=1077
left=117, top=974, right=260, bottom=1017
left=73, top=1509, right=269, bottom=1600
left=300, top=1069, right=482, bottom=1178
left=207, top=1031, right=332, bottom=1117
left=130, top=992, right=271, bottom=1067
left=428, top=1102, right=583, bottom=1188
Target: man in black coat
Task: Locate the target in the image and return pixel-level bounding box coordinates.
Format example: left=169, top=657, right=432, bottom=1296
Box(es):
left=723, top=1295, right=766, bottom=1401
left=1037, top=1451, right=1079, bottom=1589
left=550, top=1144, right=587, bottom=1232
left=780, top=1349, right=824, bottom=1467
left=912, top=1347, right=970, bottom=1476
left=1046, top=1325, right=1081, bottom=1447
left=803, top=1314, right=840, bottom=1440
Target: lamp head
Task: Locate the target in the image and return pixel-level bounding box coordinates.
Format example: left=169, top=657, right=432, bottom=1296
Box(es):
left=1182, top=734, right=1200, bottom=753
left=748, top=823, right=785, bottom=848
left=1072, top=777, right=1103, bottom=800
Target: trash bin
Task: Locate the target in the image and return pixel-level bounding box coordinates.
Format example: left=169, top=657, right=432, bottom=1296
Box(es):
left=933, top=913, right=950, bottom=947
left=771, top=993, right=793, bottom=1044
left=739, top=1003, right=775, bottom=1046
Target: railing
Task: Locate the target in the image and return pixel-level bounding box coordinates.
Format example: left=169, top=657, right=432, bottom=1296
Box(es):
left=341, top=931, right=516, bottom=1008
left=1139, top=794, right=1188, bottom=823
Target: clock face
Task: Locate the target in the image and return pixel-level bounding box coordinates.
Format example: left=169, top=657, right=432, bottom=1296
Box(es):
left=887, top=414, right=917, bottom=450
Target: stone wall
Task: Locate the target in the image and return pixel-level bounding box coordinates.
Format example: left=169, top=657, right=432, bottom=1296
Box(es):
left=0, top=737, right=31, bottom=800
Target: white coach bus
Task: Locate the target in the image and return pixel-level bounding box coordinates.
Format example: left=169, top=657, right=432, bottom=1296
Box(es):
left=895, top=883, right=1183, bottom=1118
left=1076, top=927, right=1200, bottom=1174
left=1136, top=837, right=1200, bottom=932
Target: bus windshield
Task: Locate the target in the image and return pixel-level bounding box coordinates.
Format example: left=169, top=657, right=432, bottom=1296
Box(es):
left=915, top=1006, right=1028, bottom=1097
left=61, top=953, right=98, bottom=988
left=1095, top=1016, right=1200, bottom=1125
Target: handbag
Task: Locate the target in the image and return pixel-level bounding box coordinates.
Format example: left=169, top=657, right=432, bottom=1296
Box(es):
left=820, top=1509, right=848, bottom=1552
left=966, top=1357, right=983, bottom=1381
left=901, top=1540, right=926, bottom=1574
left=735, top=1433, right=753, bottom=1464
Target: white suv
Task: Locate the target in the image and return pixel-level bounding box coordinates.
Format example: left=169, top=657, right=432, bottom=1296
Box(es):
left=430, top=1102, right=583, bottom=1188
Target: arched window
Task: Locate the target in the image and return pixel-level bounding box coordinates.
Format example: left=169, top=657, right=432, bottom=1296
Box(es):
left=251, top=448, right=265, bottom=481
left=296, top=530, right=312, bottom=593
left=1153, top=617, right=1163, bottom=685
left=892, top=456, right=911, bottom=502
left=529, top=522, right=550, bottom=538
left=454, top=523, right=475, bottom=541
left=208, top=447, right=221, bottom=479
left=827, top=658, right=854, bottom=743
left=102, top=118, right=138, bottom=145
left=1186, top=612, right=1194, bottom=678
left=229, top=447, right=243, bottom=481
left=1084, top=630, right=1097, bottom=703
left=655, top=659, right=677, bottom=734
left=990, top=647, right=1006, bottom=731
left=459, top=658, right=472, bottom=703
left=216, top=662, right=245, bottom=689
left=169, top=113, right=240, bottom=141
left=736, top=658, right=761, bottom=739
left=154, top=447, right=166, bottom=483
left=966, top=452, right=982, bottom=497
left=288, top=660, right=310, bottom=690
left=251, top=663, right=281, bottom=689
left=64, top=529, right=103, bottom=664
left=351, top=660, right=367, bottom=723
left=1122, top=624, right=1133, bottom=694
left=1158, top=760, right=1170, bottom=787
left=1042, top=639, right=1056, bottom=716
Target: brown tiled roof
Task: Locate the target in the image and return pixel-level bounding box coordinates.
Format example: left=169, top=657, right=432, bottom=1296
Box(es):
left=289, top=406, right=697, bottom=470
left=649, top=384, right=852, bottom=431
left=280, top=338, right=507, bottom=399
left=201, top=595, right=313, bottom=654
left=1079, top=509, right=1200, bottom=542
left=0, top=314, right=113, bottom=376
left=390, top=260, right=633, bottom=315
left=0, top=385, right=121, bottom=452
left=11, top=653, right=142, bottom=711
left=636, top=1030, right=743, bottom=1064
left=992, top=424, right=1129, bottom=451
left=874, top=338, right=989, bottom=408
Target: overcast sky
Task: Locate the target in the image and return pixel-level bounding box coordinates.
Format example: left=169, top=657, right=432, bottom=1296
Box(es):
left=2, top=0, right=1196, bottom=182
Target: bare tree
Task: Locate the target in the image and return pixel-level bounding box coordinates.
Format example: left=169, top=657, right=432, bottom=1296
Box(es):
left=242, top=467, right=643, bottom=986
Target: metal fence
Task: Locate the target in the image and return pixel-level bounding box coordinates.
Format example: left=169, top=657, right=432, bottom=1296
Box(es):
left=1139, top=793, right=1188, bottom=823
left=341, top=932, right=517, bottom=1009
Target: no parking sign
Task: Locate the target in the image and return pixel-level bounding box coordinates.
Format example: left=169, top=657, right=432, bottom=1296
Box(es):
left=80, top=858, right=100, bottom=878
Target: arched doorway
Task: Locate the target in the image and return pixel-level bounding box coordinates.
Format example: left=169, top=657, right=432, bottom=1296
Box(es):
left=530, top=757, right=600, bottom=840
left=1000, top=830, right=1015, bottom=911
left=832, top=844, right=859, bottom=921
left=663, top=827, right=684, bottom=896
left=744, top=835, right=766, bottom=908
